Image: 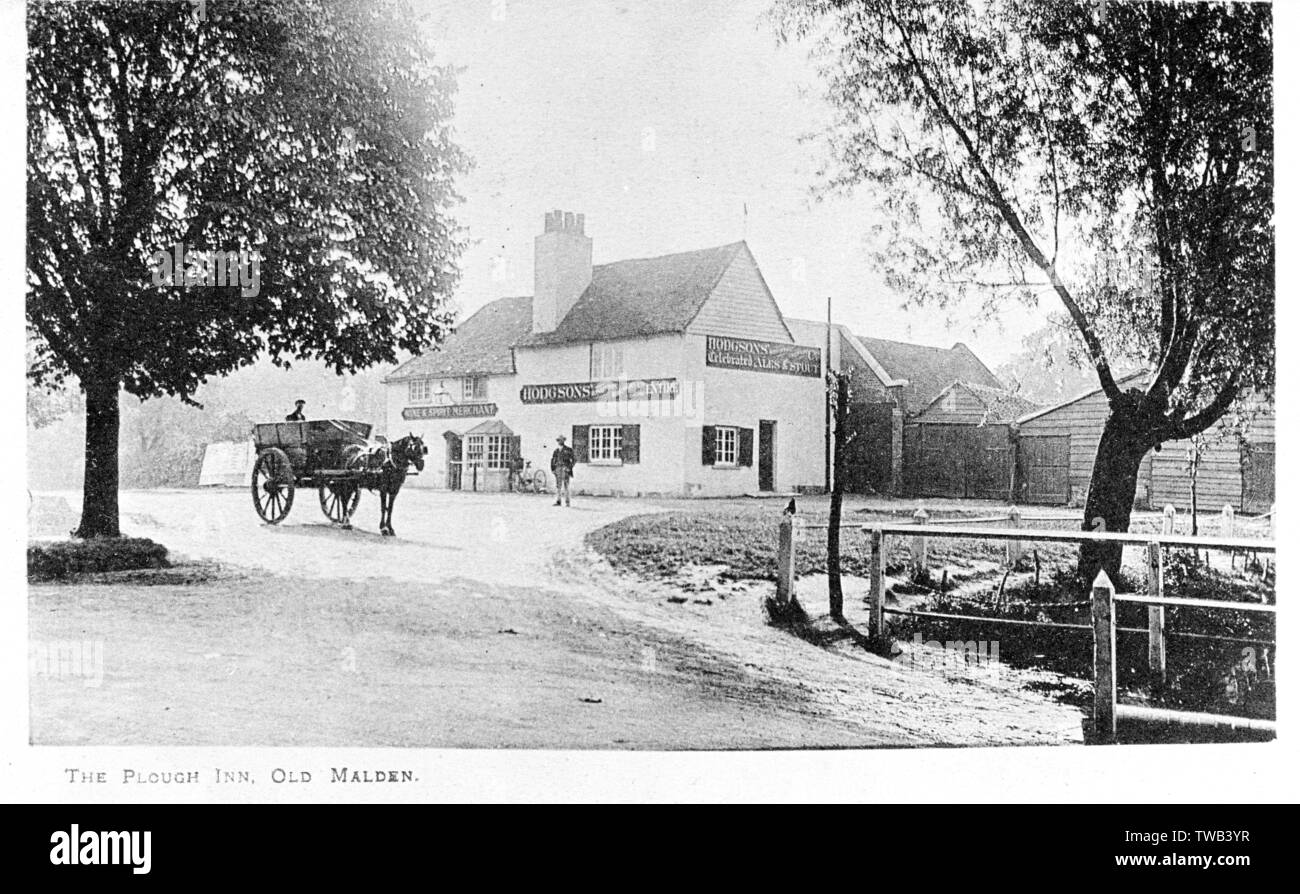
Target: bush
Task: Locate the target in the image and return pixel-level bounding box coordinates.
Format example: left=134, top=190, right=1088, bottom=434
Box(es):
left=28, top=537, right=171, bottom=581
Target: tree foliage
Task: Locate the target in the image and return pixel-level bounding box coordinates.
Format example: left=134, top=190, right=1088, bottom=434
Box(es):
left=775, top=0, right=1273, bottom=434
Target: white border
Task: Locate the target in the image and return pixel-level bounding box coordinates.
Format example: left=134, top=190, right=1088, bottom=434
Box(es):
left=3, top=0, right=1295, bottom=804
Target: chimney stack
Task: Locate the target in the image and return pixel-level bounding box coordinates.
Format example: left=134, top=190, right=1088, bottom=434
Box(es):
left=533, top=209, right=592, bottom=333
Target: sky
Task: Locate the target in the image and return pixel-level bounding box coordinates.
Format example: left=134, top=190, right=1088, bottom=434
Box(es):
left=415, top=0, right=1052, bottom=368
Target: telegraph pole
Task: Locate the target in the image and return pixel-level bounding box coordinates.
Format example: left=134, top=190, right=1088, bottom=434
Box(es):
left=825, top=295, right=832, bottom=493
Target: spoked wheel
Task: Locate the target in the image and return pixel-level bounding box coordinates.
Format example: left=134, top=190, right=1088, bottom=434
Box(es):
left=252, top=447, right=295, bottom=524
left=319, top=480, right=360, bottom=526
left=530, top=470, right=548, bottom=494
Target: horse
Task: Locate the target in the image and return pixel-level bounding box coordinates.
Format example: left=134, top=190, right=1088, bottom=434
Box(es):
left=347, top=433, right=426, bottom=536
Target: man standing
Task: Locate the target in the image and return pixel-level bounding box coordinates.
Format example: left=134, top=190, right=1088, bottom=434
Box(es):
left=550, top=434, right=575, bottom=507
left=285, top=399, right=307, bottom=421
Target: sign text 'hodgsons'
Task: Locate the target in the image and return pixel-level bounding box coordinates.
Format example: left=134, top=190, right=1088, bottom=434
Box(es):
left=520, top=378, right=679, bottom=404
left=705, top=336, right=821, bottom=377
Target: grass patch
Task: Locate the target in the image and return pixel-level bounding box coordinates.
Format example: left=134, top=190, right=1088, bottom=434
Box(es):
left=889, top=558, right=1275, bottom=724
left=585, top=506, right=1078, bottom=584
left=28, top=537, right=171, bottom=582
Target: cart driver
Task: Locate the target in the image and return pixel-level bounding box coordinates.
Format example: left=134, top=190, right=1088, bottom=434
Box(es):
left=285, top=399, right=307, bottom=422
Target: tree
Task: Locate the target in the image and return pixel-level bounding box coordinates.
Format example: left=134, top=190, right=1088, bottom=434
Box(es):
left=775, top=0, right=1274, bottom=584
left=826, top=370, right=854, bottom=620
left=27, top=0, right=468, bottom=537
left=995, top=320, right=1131, bottom=408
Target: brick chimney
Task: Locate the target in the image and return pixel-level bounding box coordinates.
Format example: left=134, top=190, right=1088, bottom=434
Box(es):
left=532, top=210, right=592, bottom=334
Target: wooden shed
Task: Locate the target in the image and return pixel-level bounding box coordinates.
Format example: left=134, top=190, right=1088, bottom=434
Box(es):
left=1015, top=372, right=1274, bottom=513
left=904, top=381, right=1040, bottom=500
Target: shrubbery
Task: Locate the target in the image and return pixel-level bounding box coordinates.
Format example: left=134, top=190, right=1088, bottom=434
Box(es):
left=28, top=537, right=170, bottom=581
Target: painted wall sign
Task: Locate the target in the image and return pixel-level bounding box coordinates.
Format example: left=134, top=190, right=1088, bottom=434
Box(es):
left=402, top=402, right=498, bottom=420
left=705, top=336, right=822, bottom=377
left=520, top=378, right=679, bottom=404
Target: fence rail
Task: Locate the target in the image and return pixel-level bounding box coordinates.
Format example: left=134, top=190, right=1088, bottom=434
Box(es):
left=773, top=507, right=1276, bottom=744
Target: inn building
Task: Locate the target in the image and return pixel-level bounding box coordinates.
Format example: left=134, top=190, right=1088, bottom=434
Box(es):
left=384, top=211, right=828, bottom=496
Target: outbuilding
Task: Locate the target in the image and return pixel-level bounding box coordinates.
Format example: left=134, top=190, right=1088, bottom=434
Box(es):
left=1015, top=372, right=1274, bottom=513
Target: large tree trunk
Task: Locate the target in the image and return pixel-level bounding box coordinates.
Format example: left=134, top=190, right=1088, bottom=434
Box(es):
left=75, top=378, right=122, bottom=538
left=1076, top=404, right=1152, bottom=587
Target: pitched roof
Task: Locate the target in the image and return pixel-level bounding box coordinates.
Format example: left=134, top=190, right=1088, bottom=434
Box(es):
left=786, top=319, right=901, bottom=387
left=1014, top=369, right=1151, bottom=424
left=384, top=296, right=533, bottom=382
left=919, top=380, right=1041, bottom=424
left=517, top=242, right=747, bottom=347
left=855, top=336, right=1003, bottom=412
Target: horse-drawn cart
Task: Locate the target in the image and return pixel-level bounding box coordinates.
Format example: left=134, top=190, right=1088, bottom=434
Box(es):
left=251, top=419, right=426, bottom=534
left=250, top=419, right=373, bottom=525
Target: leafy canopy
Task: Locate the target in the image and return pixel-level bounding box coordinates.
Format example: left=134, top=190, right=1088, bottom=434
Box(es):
left=27, top=0, right=469, bottom=399
left=775, top=0, right=1273, bottom=441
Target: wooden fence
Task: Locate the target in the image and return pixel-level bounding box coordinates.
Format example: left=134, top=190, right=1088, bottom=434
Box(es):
left=774, top=509, right=1276, bottom=743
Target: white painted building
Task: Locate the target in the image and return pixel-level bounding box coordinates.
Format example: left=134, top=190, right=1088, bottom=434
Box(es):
left=384, top=211, right=827, bottom=496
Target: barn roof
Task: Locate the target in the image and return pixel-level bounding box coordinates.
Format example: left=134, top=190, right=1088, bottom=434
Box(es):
left=517, top=241, right=748, bottom=347
left=385, top=295, right=533, bottom=382
left=919, top=380, right=1042, bottom=424
left=1014, top=370, right=1151, bottom=424
left=855, top=336, right=1003, bottom=411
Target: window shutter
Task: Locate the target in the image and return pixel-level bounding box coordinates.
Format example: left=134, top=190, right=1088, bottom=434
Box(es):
left=572, top=425, right=589, bottom=463
left=509, top=435, right=521, bottom=463
left=621, top=425, right=640, bottom=464
left=739, top=427, right=754, bottom=467
left=702, top=426, right=717, bottom=465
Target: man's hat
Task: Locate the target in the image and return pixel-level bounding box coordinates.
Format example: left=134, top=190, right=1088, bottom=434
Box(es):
left=295, top=399, right=306, bottom=406
left=556, top=435, right=567, bottom=443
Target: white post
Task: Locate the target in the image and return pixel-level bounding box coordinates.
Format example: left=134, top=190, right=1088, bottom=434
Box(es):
left=1221, top=503, right=1236, bottom=569
left=1162, top=504, right=1177, bottom=535
left=776, top=516, right=795, bottom=606
left=1146, top=542, right=1165, bottom=686
left=1091, top=570, right=1117, bottom=744
left=869, top=529, right=885, bottom=638
left=1006, top=506, right=1023, bottom=568
left=911, top=507, right=929, bottom=575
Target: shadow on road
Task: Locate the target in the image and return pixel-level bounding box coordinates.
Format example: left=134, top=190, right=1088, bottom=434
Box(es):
left=259, top=522, right=464, bottom=550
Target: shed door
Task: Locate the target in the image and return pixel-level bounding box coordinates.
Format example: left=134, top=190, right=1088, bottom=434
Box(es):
left=1018, top=435, right=1070, bottom=505
left=1241, top=442, right=1274, bottom=514
left=967, top=425, right=1012, bottom=501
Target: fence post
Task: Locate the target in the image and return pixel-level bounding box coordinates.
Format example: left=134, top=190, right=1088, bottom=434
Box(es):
left=1146, top=542, right=1166, bottom=687
left=911, top=507, right=929, bottom=575
left=775, top=515, right=795, bottom=607
left=869, top=528, right=885, bottom=638
left=1221, top=503, right=1236, bottom=569
left=1091, top=569, right=1117, bottom=744
left=1006, top=506, right=1022, bottom=568
left=1162, top=504, right=1176, bottom=535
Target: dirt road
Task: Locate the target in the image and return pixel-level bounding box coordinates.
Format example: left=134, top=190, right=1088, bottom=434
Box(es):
left=29, top=488, right=1084, bottom=748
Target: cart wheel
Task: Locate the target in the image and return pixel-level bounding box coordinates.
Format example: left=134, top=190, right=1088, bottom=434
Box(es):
left=319, top=481, right=360, bottom=525
left=531, top=470, right=548, bottom=494
left=252, top=448, right=295, bottom=524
